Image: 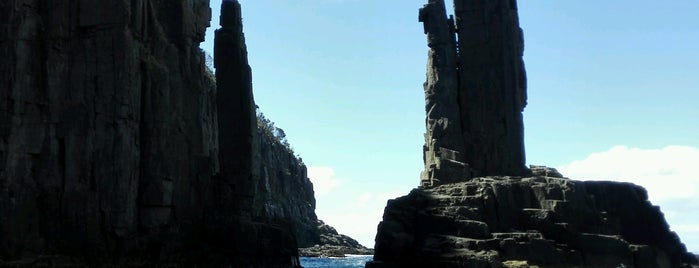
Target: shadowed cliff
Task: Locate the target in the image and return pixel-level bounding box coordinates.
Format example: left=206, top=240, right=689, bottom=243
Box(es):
left=0, top=0, right=303, bottom=266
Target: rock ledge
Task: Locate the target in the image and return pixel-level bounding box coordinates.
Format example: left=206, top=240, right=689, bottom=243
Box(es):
left=367, top=171, right=699, bottom=267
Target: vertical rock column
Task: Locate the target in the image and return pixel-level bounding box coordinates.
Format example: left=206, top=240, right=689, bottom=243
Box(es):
left=419, top=0, right=469, bottom=187
left=214, top=0, right=258, bottom=214
left=213, top=2, right=301, bottom=266
left=454, top=0, right=528, bottom=177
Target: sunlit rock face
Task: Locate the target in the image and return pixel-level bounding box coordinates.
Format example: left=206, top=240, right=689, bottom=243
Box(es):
left=368, top=0, right=699, bottom=267
left=420, top=0, right=528, bottom=188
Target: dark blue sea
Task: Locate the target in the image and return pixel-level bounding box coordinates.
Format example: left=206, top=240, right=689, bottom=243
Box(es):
left=300, top=255, right=372, bottom=268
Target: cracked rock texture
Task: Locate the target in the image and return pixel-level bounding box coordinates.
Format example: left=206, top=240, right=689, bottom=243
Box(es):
left=368, top=169, right=698, bottom=267
left=368, top=0, right=699, bottom=267
left=420, top=0, right=528, bottom=187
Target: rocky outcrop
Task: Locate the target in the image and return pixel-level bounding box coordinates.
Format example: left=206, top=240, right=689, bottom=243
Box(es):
left=255, top=115, right=318, bottom=248
left=254, top=114, right=372, bottom=256
left=368, top=170, right=699, bottom=267
left=419, top=0, right=468, bottom=186
left=300, top=220, right=374, bottom=257
left=0, top=0, right=301, bottom=266
left=419, top=0, right=527, bottom=187
left=368, top=0, right=698, bottom=267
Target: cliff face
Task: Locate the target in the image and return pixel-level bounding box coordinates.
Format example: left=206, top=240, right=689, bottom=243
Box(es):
left=255, top=116, right=372, bottom=256
left=368, top=0, right=699, bottom=267
left=420, top=0, right=527, bottom=188
left=1, top=0, right=217, bottom=262
left=0, top=0, right=301, bottom=266
left=255, top=120, right=318, bottom=247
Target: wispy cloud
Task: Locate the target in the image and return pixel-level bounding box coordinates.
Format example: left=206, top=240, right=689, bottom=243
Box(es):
left=559, top=145, right=699, bottom=201
left=320, top=190, right=406, bottom=248
left=559, top=145, right=699, bottom=253
left=307, top=166, right=342, bottom=196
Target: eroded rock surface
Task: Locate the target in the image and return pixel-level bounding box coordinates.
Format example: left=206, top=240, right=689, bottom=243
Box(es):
left=368, top=170, right=699, bottom=267
left=369, top=1, right=698, bottom=267
left=420, top=0, right=528, bottom=187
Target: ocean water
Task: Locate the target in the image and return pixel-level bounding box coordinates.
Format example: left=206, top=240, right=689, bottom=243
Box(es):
left=300, top=255, right=373, bottom=268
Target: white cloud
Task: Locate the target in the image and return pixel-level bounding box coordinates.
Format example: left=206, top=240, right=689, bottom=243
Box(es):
left=558, top=145, right=699, bottom=201
left=674, top=224, right=699, bottom=233
left=357, top=192, right=372, bottom=205
left=318, top=190, right=409, bottom=248
left=378, top=191, right=403, bottom=201
left=307, top=166, right=341, bottom=196
left=558, top=145, right=699, bottom=253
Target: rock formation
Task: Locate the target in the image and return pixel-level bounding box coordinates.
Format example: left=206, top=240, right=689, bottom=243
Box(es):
left=299, top=220, right=374, bottom=257
left=213, top=1, right=302, bottom=267
left=367, top=0, right=699, bottom=267
left=454, top=0, right=528, bottom=178
left=368, top=168, right=698, bottom=267
left=0, top=0, right=302, bottom=266
left=419, top=0, right=468, bottom=186
left=255, top=113, right=318, bottom=248
left=216, top=0, right=258, bottom=215
left=419, top=0, right=527, bottom=187
left=255, top=112, right=372, bottom=258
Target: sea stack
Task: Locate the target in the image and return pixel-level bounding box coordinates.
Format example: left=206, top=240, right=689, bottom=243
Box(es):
left=366, top=0, right=699, bottom=267
left=420, top=0, right=528, bottom=188
left=215, top=0, right=258, bottom=214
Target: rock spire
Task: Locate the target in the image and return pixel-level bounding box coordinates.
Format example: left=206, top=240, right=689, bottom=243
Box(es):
left=419, top=0, right=469, bottom=187
left=420, top=0, right=528, bottom=187
left=215, top=0, right=257, bottom=214
left=366, top=1, right=699, bottom=267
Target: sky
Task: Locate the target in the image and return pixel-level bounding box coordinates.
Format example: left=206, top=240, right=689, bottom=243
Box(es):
left=201, top=1, right=699, bottom=253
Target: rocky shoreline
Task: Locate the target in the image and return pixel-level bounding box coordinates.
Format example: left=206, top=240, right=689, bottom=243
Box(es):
left=300, top=245, right=373, bottom=258
left=299, top=220, right=374, bottom=257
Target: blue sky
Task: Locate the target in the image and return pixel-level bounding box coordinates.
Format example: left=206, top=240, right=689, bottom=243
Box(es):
left=201, top=1, right=699, bottom=252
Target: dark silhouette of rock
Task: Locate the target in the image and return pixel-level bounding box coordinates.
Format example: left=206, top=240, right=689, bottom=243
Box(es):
left=216, top=0, right=258, bottom=215
left=367, top=0, right=699, bottom=267
left=0, top=0, right=303, bottom=266
left=419, top=0, right=528, bottom=187
left=255, top=113, right=318, bottom=248
left=299, top=220, right=374, bottom=257
left=213, top=1, right=302, bottom=266
left=454, top=0, right=528, bottom=178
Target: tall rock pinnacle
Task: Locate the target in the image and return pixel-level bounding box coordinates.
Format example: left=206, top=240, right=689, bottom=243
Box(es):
left=455, top=0, right=528, bottom=178
left=366, top=1, right=699, bottom=267
left=215, top=0, right=258, bottom=213
left=419, top=0, right=469, bottom=187
left=420, top=0, right=528, bottom=187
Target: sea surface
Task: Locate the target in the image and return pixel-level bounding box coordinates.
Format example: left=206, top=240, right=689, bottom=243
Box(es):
left=300, top=255, right=373, bottom=268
